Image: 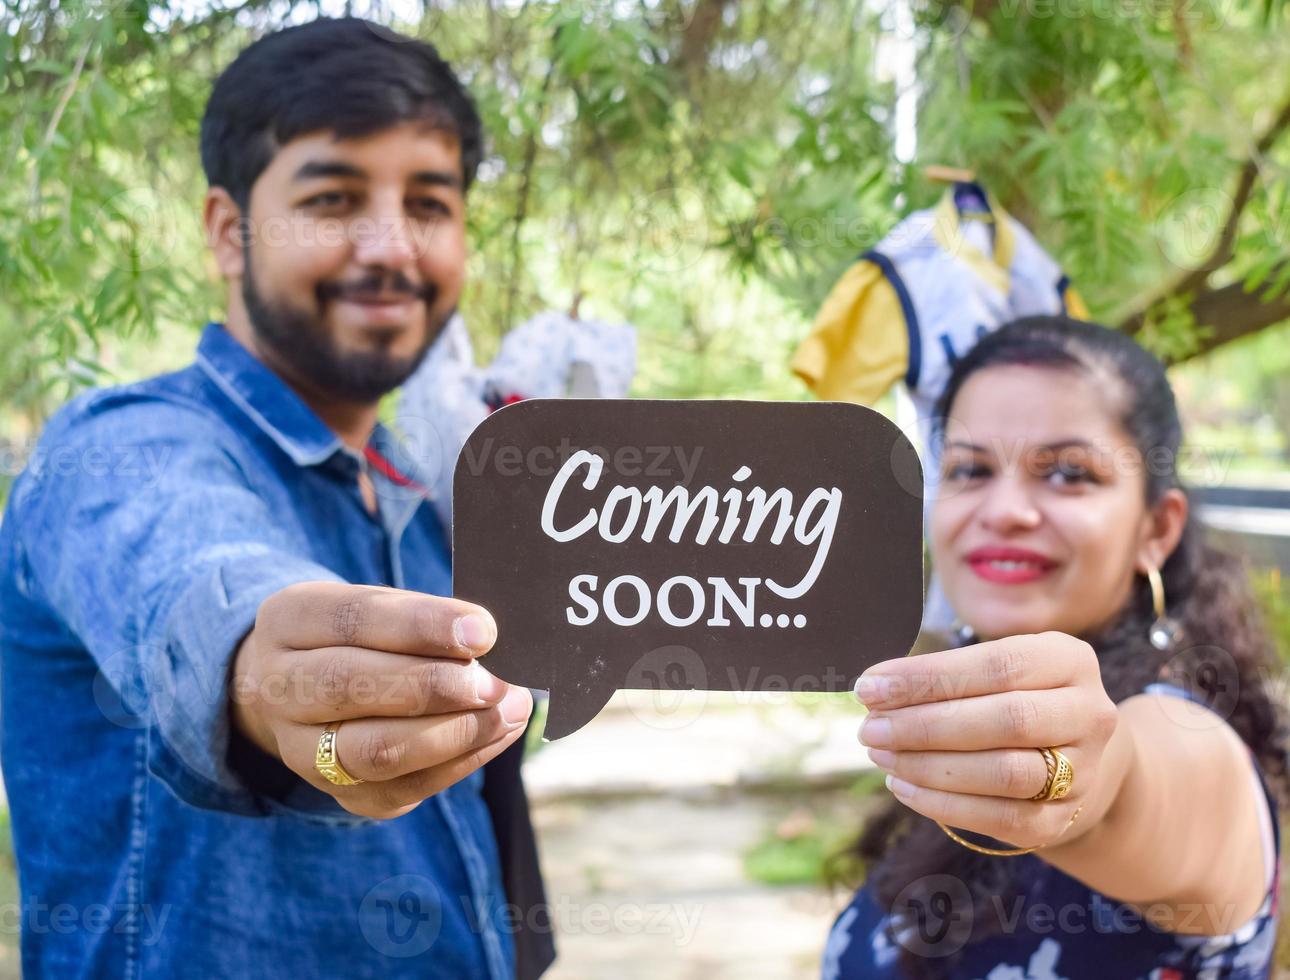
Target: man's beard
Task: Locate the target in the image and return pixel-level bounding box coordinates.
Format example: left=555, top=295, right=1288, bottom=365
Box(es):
left=241, top=255, right=448, bottom=403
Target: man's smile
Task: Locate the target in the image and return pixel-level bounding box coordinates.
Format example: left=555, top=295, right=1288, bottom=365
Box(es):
left=336, top=294, right=422, bottom=327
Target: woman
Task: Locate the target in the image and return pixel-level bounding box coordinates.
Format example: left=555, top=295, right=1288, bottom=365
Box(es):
left=824, top=316, right=1290, bottom=978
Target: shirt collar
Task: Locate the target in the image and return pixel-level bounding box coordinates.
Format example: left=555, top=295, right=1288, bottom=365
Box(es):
left=195, top=321, right=344, bottom=467
left=932, top=185, right=1016, bottom=294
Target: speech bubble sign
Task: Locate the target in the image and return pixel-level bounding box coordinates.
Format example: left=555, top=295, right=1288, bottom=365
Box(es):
left=452, top=399, right=924, bottom=739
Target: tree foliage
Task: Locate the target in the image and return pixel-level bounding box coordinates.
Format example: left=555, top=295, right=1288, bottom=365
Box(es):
left=2, top=0, right=1290, bottom=427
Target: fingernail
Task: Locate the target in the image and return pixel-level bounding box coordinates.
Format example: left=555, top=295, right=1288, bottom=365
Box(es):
left=854, top=674, right=891, bottom=705
left=473, top=664, right=506, bottom=703
left=886, top=773, right=915, bottom=798
left=499, top=686, right=531, bottom=728
left=867, top=747, right=895, bottom=769
left=859, top=716, right=892, bottom=748
left=455, top=613, right=496, bottom=653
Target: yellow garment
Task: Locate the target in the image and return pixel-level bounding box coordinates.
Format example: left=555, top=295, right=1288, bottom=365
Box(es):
left=791, top=218, right=1089, bottom=408
left=927, top=188, right=1089, bottom=321
left=1064, top=285, right=1089, bottom=320
left=790, top=261, right=908, bottom=407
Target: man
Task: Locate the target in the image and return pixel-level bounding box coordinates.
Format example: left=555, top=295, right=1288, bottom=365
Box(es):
left=0, top=17, right=553, bottom=978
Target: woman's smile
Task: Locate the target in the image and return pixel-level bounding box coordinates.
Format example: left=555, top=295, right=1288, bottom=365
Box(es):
left=965, top=545, right=1059, bottom=584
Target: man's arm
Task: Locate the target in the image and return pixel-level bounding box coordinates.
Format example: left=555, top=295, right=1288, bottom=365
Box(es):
left=12, top=395, right=527, bottom=821
left=228, top=581, right=531, bottom=821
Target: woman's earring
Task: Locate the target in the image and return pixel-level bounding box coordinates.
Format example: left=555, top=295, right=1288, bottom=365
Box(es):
left=1146, top=565, right=1182, bottom=651
left=950, top=620, right=978, bottom=646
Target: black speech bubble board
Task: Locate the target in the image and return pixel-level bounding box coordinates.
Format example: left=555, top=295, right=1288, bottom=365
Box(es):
left=452, top=399, right=924, bottom=739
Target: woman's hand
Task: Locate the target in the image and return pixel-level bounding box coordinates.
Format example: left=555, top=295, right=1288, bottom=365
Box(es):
left=856, top=632, right=1119, bottom=850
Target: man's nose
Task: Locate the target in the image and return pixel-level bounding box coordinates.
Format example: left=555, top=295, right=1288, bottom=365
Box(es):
left=978, top=474, right=1041, bottom=533
left=352, top=201, right=417, bottom=269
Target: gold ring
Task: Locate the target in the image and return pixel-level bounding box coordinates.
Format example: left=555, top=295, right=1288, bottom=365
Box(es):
left=1030, top=747, right=1074, bottom=801
left=929, top=750, right=1078, bottom=856
left=315, top=720, right=365, bottom=786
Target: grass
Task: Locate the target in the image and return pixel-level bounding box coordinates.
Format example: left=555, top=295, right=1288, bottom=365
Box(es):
left=0, top=808, right=17, bottom=956
left=524, top=695, right=550, bottom=757
left=742, top=770, right=886, bottom=888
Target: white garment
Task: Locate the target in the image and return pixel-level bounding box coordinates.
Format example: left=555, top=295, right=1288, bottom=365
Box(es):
left=877, top=213, right=1069, bottom=421
left=397, top=311, right=638, bottom=526
left=869, top=190, right=1073, bottom=634
left=396, top=313, right=489, bottom=526
left=485, top=310, right=637, bottom=402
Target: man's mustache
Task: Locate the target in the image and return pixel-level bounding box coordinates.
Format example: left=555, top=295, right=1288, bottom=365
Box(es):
left=317, top=274, right=438, bottom=305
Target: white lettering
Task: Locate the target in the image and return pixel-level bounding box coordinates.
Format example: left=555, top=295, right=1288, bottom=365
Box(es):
left=567, top=574, right=600, bottom=625
left=603, top=575, right=651, bottom=626
left=541, top=450, right=602, bottom=542
left=658, top=576, right=705, bottom=627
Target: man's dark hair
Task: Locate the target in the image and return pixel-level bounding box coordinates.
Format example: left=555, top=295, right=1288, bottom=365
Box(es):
left=200, top=17, right=483, bottom=208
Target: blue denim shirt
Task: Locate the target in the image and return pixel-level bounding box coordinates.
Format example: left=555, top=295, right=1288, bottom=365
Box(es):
left=0, top=322, right=518, bottom=978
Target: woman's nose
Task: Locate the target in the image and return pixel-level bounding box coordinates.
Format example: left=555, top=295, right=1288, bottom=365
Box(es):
left=977, top=475, right=1041, bottom=533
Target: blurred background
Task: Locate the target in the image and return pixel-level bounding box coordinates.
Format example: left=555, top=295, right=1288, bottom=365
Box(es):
left=3, top=0, right=1290, bottom=976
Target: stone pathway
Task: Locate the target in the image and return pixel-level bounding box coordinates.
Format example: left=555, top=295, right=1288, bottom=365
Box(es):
left=526, top=690, right=1290, bottom=979
left=525, top=691, right=878, bottom=979
left=533, top=793, right=854, bottom=980
left=524, top=690, right=875, bottom=801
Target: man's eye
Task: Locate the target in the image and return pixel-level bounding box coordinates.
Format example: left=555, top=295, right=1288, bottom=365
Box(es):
left=302, top=191, right=351, bottom=209
left=412, top=198, right=450, bottom=216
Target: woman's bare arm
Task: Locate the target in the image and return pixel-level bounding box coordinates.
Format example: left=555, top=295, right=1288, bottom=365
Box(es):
left=1041, top=693, right=1271, bottom=937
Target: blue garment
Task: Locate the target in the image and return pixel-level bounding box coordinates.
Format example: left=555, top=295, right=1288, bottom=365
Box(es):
left=824, top=681, right=1281, bottom=979
left=0, top=323, right=521, bottom=979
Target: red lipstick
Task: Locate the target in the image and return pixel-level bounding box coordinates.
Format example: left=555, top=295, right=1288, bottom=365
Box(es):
left=965, top=546, right=1057, bottom=584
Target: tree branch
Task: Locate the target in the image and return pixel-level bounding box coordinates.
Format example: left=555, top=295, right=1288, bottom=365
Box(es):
left=1128, top=264, right=1290, bottom=364
left=1115, top=85, right=1290, bottom=361
left=502, top=45, right=557, bottom=334
left=27, top=36, right=92, bottom=212
left=1187, top=270, right=1290, bottom=354
left=1172, top=88, right=1290, bottom=296
left=679, top=0, right=734, bottom=86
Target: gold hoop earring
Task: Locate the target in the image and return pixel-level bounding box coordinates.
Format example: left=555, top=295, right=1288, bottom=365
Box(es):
left=1145, top=565, right=1182, bottom=651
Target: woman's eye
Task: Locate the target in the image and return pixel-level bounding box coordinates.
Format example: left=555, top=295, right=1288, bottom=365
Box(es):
left=1044, top=463, right=1092, bottom=486
left=944, top=462, right=988, bottom=481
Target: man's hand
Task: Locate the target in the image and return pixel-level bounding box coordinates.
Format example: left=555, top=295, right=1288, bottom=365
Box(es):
left=230, top=581, right=532, bottom=819
left=855, top=632, right=1118, bottom=850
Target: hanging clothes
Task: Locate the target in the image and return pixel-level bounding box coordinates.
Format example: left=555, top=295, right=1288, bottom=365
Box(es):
left=792, top=181, right=1087, bottom=418
left=396, top=313, right=491, bottom=527
left=398, top=310, right=638, bottom=526
left=484, top=310, right=637, bottom=405
left=791, top=183, right=1088, bottom=634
